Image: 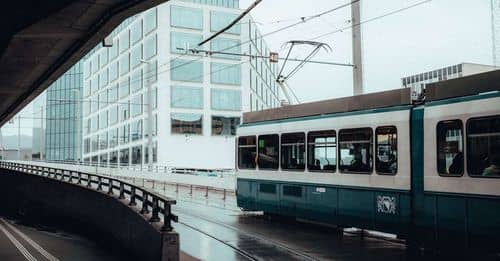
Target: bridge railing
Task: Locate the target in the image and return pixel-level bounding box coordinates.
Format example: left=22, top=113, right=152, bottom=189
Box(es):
left=0, top=161, right=178, bottom=231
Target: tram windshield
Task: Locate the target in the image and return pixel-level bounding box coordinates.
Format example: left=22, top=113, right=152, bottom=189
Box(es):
left=339, top=128, right=373, bottom=174
left=467, top=115, right=500, bottom=177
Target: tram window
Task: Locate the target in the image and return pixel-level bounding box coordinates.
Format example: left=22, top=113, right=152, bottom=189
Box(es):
left=376, top=126, right=398, bottom=175
left=467, top=116, right=500, bottom=177
left=238, top=136, right=256, bottom=169
left=339, top=128, right=373, bottom=174
left=281, top=133, right=305, bottom=170
left=436, top=120, right=464, bottom=176
left=307, top=130, right=336, bottom=172
left=258, top=134, right=279, bottom=170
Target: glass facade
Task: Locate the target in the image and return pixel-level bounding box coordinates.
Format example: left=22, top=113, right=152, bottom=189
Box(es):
left=81, top=1, right=277, bottom=168
left=45, top=61, right=83, bottom=161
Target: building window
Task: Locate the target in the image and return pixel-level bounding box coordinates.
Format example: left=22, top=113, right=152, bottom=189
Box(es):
left=120, top=148, right=129, bottom=166
left=110, top=151, right=118, bottom=165
left=170, top=59, right=203, bottom=82
left=170, top=6, right=203, bottom=30
left=211, top=89, right=241, bottom=111
left=131, top=145, right=142, bottom=165
left=109, top=128, right=118, bottom=148
left=211, top=63, right=241, bottom=85
left=210, top=38, right=241, bottom=60
left=108, top=84, right=118, bottom=102
left=99, top=111, right=108, bottom=129
left=109, top=61, right=118, bottom=82
left=109, top=105, right=118, bottom=125
left=91, top=135, right=98, bottom=152
left=211, top=116, right=240, bottom=136
left=131, top=44, right=142, bottom=69
left=257, top=134, right=279, bottom=170
left=146, top=60, right=157, bottom=83
left=437, top=120, right=463, bottom=176
left=171, top=113, right=202, bottom=135
left=210, top=11, right=240, bottom=34
left=144, top=35, right=157, bottom=59
left=99, top=91, right=108, bottom=109
left=131, top=95, right=142, bottom=117
left=375, top=126, right=397, bottom=175
left=109, top=39, right=119, bottom=60
left=281, top=133, right=305, bottom=170
left=307, top=130, right=336, bottom=172
left=467, top=116, right=500, bottom=177
left=120, top=124, right=130, bottom=144
left=238, top=136, right=256, bottom=169
left=99, top=69, right=108, bottom=89
left=119, top=77, right=130, bottom=98
left=119, top=30, right=130, bottom=53
left=130, top=20, right=142, bottom=45
left=171, top=86, right=203, bottom=109
left=119, top=53, right=130, bottom=75
left=120, top=101, right=129, bottom=121
left=170, top=32, right=202, bottom=54
left=144, top=8, right=157, bottom=34
left=99, top=49, right=108, bottom=68
left=91, top=115, right=98, bottom=132
left=131, top=119, right=142, bottom=141
left=99, top=132, right=108, bottom=150
left=339, top=128, right=373, bottom=174
left=131, top=69, right=143, bottom=93
left=84, top=138, right=90, bottom=154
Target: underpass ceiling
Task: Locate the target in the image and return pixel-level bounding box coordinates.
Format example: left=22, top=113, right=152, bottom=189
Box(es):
left=0, top=0, right=168, bottom=126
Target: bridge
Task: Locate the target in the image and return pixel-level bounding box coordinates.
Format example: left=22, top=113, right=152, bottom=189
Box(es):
left=0, top=1, right=181, bottom=260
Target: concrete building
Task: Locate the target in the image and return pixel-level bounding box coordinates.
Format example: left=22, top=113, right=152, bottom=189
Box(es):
left=82, top=0, right=280, bottom=169
left=44, top=62, right=84, bottom=162
left=401, top=63, right=498, bottom=98
left=31, top=93, right=46, bottom=160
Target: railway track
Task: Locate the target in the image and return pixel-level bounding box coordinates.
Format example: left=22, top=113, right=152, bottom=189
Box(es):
left=173, top=206, right=319, bottom=261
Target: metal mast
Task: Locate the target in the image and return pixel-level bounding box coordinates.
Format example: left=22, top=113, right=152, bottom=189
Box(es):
left=352, top=0, right=364, bottom=95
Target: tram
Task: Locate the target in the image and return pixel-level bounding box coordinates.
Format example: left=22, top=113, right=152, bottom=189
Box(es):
left=235, top=70, right=500, bottom=254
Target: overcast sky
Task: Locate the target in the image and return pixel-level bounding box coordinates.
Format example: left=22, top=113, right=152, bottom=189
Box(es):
left=1, top=0, right=494, bottom=136
left=241, top=0, right=493, bottom=101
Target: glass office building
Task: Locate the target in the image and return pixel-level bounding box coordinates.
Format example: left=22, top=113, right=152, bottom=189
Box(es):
left=45, top=61, right=83, bottom=161
left=82, top=0, right=280, bottom=169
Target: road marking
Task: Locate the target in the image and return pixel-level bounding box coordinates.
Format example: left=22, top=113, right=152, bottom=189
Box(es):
left=0, top=218, right=60, bottom=261
left=0, top=222, right=37, bottom=261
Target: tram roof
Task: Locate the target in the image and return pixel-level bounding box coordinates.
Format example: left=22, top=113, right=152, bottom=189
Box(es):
left=243, top=88, right=412, bottom=124
left=426, top=69, right=500, bottom=102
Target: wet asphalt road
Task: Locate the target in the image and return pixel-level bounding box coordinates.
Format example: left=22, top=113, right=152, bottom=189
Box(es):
left=139, top=180, right=408, bottom=261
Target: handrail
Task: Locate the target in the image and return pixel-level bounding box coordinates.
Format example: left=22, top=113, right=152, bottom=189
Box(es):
left=28, top=159, right=235, bottom=177
left=0, top=161, right=178, bottom=231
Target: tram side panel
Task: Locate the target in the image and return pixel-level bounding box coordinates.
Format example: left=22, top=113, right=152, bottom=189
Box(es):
left=421, top=94, right=500, bottom=253
left=237, top=108, right=413, bottom=236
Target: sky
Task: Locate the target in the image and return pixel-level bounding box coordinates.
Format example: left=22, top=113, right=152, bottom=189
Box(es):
left=1, top=0, right=494, bottom=136
left=240, top=0, right=493, bottom=101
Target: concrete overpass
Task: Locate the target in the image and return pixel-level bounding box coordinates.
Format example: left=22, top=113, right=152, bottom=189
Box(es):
left=0, top=0, right=168, bottom=126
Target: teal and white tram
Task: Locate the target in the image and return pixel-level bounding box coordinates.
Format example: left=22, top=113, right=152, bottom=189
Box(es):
left=236, top=70, right=500, bottom=254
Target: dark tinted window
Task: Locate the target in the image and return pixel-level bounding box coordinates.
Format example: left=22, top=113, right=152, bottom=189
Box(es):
left=212, top=116, right=240, bottom=135
left=307, top=130, right=336, bottom=172
left=281, top=133, right=305, bottom=170
left=376, top=126, right=397, bottom=175
left=238, top=136, right=256, bottom=169
left=437, top=120, right=463, bottom=176
left=171, top=113, right=202, bottom=135
left=258, top=134, right=279, bottom=170
left=339, top=128, right=373, bottom=174
left=467, top=116, right=500, bottom=177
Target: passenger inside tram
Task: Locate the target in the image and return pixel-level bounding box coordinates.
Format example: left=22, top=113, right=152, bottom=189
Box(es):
left=483, top=154, right=500, bottom=176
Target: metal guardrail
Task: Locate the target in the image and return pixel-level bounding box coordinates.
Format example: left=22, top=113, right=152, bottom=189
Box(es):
left=0, top=161, right=178, bottom=231
left=31, top=159, right=235, bottom=177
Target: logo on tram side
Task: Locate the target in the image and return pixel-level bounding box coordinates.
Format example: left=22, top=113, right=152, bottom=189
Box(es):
left=376, top=195, right=396, bottom=214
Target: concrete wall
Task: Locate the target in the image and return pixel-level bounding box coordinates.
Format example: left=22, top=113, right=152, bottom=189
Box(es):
left=0, top=168, right=179, bottom=261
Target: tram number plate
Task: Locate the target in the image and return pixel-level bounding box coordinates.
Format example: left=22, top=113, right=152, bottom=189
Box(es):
left=376, top=195, right=396, bottom=215
left=315, top=187, right=326, bottom=193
